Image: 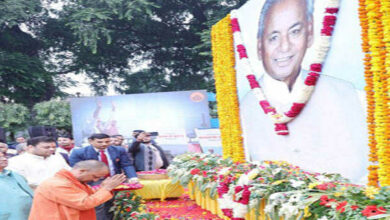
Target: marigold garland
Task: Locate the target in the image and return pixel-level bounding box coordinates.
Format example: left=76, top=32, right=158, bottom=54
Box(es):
left=378, top=0, right=390, bottom=186
left=362, top=0, right=390, bottom=186
left=211, top=14, right=245, bottom=162
left=359, top=0, right=379, bottom=187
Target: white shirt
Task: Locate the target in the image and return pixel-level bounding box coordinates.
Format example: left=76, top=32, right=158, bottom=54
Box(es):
left=7, top=152, right=70, bottom=189
left=262, top=72, right=306, bottom=108
left=93, top=148, right=115, bottom=176
left=240, top=73, right=368, bottom=183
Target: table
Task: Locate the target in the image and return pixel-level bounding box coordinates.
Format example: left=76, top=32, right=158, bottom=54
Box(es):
left=133, top=178, right=184, bottom=201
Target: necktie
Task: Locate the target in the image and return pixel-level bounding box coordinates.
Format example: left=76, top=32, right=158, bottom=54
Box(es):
left=99, top=150, right=110, bottom=170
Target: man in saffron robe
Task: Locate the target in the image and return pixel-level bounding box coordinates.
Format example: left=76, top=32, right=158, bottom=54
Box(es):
left=28, top=160, right=126, bottom=220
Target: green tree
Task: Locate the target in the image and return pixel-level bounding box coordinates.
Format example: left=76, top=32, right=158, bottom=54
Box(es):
left=0, top=0, right=59, bottom=107
left=40, top=0, right=246, bottom=94
left=0, top=103, right=30, bottom=140
left=33, top=100, right=72, bottom=132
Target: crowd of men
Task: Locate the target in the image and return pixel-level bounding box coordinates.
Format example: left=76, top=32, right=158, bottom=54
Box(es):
left=0, top=130, right=169, bottom=220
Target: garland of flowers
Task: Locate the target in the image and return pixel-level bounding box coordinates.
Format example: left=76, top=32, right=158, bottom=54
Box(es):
left=229, top=0, right=340, bottom=136
left=359, top=0, right=379, bottom=187
left=363, top=0, right=390, bottom=187
left=211, top=14, right=245, bottom=162
left=378, top=0, right=390, bottom=187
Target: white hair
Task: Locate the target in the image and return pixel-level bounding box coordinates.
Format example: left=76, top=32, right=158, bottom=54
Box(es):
left=257, top=0, right=314, bottom=39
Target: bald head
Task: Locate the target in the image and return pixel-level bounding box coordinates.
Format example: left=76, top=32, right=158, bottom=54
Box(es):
left=71, top=160, right=110, bottom=183
left=73, top=160, right=108, bottom=171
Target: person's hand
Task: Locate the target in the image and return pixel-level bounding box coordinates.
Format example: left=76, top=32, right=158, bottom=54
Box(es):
left=100, top=174, right=127, bottom=191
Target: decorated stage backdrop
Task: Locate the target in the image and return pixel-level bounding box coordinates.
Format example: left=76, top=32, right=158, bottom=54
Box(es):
left=70, top=90, right=211, bottom=155
left=212, top=0, right=370, bottom=183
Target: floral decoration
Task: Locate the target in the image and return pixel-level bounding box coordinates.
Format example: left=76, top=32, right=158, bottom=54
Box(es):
left=168, top=153, right=390, bottom=220
left=359, top=0, right=390, bottom=187
left=211, top=14, right=245, bottom=162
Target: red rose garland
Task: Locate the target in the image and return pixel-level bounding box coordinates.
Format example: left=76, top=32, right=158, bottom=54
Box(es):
left=229, top=4, right=339, bottom=135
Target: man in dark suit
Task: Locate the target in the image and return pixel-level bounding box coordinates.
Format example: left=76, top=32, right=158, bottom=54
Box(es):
left=69, top=133, right=137, bottom=220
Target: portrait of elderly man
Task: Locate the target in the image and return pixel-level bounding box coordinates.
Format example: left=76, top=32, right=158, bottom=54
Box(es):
left=239, top=0, right=368, bottom=183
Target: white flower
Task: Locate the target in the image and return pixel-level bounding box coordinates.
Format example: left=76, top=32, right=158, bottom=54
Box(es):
left=317, top=175, right=331, bottom=182
left=247, top=168, right=260, bottom=180
left=279, top=203, right=299, bottom=218
left=218, top=167, right=230, bottom=176
left=237, top=174, right=249, bottom=185
left=251, top=161, right=261, bottom=166
left=272, top=168, right=282, bottom=175
left=264, top=204, right=274, bottom=213
left=290, top=179, right=305, bottom=188
left=318, top=216, right=329, bottom=220
left=269, top=192, right=283, bottom=201
left=232, top=203, right=248, bottom=218
left=288, top=193, right=302, bottom=203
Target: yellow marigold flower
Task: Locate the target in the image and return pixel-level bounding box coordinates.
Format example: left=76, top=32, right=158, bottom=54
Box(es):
left=308, top=182, right=319, bottom=189
left=304, top=206, right=311, bottom=218
left=364, top=186, right=379, bottom=199
left=272, top=180, right=287, bottom=185
left=334, top=192, right=343, bottom=197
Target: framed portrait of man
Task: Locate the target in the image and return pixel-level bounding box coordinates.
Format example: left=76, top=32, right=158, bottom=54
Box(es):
left=231, top=0, right=368, bottom=183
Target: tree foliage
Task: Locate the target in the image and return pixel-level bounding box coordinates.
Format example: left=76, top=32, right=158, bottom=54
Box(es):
left=41, top=0, right=246, bottom=94
left=33, top=100, right=72, bottom=132
left=0, top=103, right=30, bottom=136
left=0, top=0, right=59, bottom=107
left=1, top=0, right=246, bottom=104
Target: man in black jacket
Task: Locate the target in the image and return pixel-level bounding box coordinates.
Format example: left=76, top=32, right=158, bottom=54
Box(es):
left=129, top=132, right=169, bottom=171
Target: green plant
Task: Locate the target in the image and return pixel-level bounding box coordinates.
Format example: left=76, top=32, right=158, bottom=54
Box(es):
left=111, top=191, right=158, bottom=220
left=0, top=103, right=29, bottom=139
left=33, top=100, right=72, bottom=131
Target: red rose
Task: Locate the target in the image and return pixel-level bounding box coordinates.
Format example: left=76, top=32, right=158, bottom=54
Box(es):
left=362, top=205, right=387, bottom=217
left=239, top=186, right=251, bottom=205
left=202, top=171, right=207, bottom=177
left=190, top=168, right=200, bottom=175
left=336, top=201, right=347, bottom=213
left=305, top=75, right=318, bottom=86
left=221, top=208, right=233, bottom=218
left=217, top=182, right=229, bottom=197
left=284, top=103, right=305, bottom=117
left=316, top=182, right=336, bottom=190
left=351, top=205, right=359, bottom=210
left=319, top=195, right=336, bottom=207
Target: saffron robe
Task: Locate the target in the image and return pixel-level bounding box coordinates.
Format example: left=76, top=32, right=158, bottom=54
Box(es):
left=29, top=169, right=112, bottom=220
